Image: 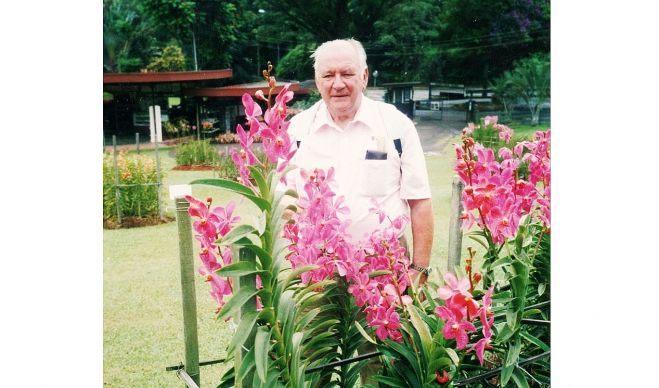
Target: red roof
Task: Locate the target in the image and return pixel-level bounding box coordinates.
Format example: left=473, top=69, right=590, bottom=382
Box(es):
left=183, top=81, right=312, bottom=97
left=103, top=69, right=233, bottom=84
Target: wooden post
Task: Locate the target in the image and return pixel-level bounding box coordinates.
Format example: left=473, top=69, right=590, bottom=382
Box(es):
left=175, top=197, right=200, bottom=386
left=136, top=132, right=140, bottom=154
left=155, top=138, right=164, bottom=220
left=233, top=247, right=256, bottom=388
left=447, top=177, right=465, bottom=273
left=112, top=135, right=122, bottom=224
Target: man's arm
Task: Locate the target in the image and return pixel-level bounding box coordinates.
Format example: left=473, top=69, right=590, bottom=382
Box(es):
left=408, top=198, right=434, bottom=285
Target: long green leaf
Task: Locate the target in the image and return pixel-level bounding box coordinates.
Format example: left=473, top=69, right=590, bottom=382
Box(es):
left=217, top=286, right=259, bottom=321
left=216, top=261, right=261, bottom=277
left=520, top=331, right=550, bottom=352
left=505, top=337, right=522, bottom=367
left=248, top=166, right=269, bottom=201
left=191, top=178, right=271, bottom=212
left=386, top=339, right=422, bottom=383
left=216, top=224, right=259, bottom=246
left=232, top=243, right=273, bottom=271
left=445, top=347, right=460, bottom=366
left=510, top=367, right=530, bottom=388
left=254, top=326, right=271, bottom=383
left=227, top=311, right=259, bottom=355
left=238, top=345, right=256, bottom=382
left=407, top=305, right=432, bottom=354
left=372, top=375, right=407, bottom=387
left=354, top=321, right=377, bottom=344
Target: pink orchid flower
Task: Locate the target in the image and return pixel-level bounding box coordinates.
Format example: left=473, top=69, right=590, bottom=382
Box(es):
left=435, top=305, right=477, bottom=349
left=242, top=93, right=262, bottom=121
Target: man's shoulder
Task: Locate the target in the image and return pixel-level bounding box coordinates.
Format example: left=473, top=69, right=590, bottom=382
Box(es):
left=367, top=98, right=415, bottom=136
left=288, top=100, right=323, bottom=137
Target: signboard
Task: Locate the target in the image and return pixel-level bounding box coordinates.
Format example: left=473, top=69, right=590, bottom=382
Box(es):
left=149, top=105, right=163, bottom=143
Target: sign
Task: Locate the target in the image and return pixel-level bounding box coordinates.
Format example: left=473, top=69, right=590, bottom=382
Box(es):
left=149, top=105, right=163, bottom=143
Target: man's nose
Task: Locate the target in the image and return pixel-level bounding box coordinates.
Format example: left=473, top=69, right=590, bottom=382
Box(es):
left=332, top=74, right=346, bottom=89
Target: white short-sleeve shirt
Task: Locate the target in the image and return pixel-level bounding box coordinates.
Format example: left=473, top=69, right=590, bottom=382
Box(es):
left=283, top=95, right=431, bottom=243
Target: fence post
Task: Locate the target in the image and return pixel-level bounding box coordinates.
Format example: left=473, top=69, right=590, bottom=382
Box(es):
left=233, top=247, right=256, bottom=388
left=112, top=135, right=122, bottom=225
left=447, top=177, right=465, bottom=273
left=136, top=132, right=140, bottom=155
left=155, top=140, right=164, bottom=219
left=175, top=197, right=200, bottom=386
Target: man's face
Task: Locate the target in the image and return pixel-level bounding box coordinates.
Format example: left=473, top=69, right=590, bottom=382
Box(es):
left=314, top=43, right=368, bottom=119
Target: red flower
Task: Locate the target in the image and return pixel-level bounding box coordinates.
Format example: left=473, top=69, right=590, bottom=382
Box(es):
left=436, top=370, right=450, bottom=384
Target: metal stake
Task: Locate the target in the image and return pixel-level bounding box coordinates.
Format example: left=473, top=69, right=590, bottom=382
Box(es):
left=176, top=197, right=200, bottom=386
left=112, top=135, right=122, bottom=224
left=447, top=177, right=465, bottom=273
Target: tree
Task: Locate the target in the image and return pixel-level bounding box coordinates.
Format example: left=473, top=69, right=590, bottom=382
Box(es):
left=103, top=0, right=156, bottom=72
left=275, top=43, right=316, bottom=80
left=372, top=0, right=442, bottom=82
left=436, top=0, right=550, bottom=85
left=146, top=43, right=187, bottom=71
left=507, top=53, right=550, bottom=125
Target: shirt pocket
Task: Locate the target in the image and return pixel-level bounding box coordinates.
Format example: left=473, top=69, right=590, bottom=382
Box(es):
left=359, top=153, right=399, bottom=197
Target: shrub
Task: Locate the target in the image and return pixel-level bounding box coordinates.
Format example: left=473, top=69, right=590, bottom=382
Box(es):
left=103, top=151, right=164, bottom=222
left=176, top=140, right=220, bottom=166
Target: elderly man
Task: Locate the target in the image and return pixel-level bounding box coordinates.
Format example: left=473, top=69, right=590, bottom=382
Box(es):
left=283, top=37, right=434, bottom=385
left=287, top=38, right=434, bottom=282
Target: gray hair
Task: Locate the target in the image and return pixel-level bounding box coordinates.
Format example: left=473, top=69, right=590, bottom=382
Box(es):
left=311, top=38, right=368, bottom=74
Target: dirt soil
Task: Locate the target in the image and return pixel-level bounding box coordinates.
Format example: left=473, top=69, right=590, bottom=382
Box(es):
left=172, top=164, right=219, bottom=171
left=103, top=215, right=175, bottom=229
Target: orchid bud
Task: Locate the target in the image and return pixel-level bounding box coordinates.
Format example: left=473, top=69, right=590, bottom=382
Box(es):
left=262, top=69, right=269, bottom=79
left=255, top=90, right=266, bottom=101
left=465, top=265, right=471, bottom=273
left=206, top=196, right=213, bottom=205
left=473, top=272, right=482, bottom=284
left=269, top=76, right=276, bottom=88
left=436, top=370, right=449, bottom=384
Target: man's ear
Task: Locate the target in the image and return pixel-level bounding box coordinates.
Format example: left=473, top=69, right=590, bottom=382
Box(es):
left=362, top=67, right=369, bottom=90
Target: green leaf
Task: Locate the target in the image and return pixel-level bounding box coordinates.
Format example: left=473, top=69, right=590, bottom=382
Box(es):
left=386, top=339, right=422, bottom=382
left=354, top=321, right=376, bottom=344
left=538, top=282, right=546, bottom=296
left=282, top=264, right=319, bottom=291
left=372, top=375, right=407, bottom=387
left=510, top=367, right=530, bottom=388
left=491, top=256, right=513, bottom=269
left=191, top=178, right=271, bottom=212
left=520, top=331, right=550, bottom=352
left=501, top=363, right=515, bottom=387
left=428, top=357, right=453, bottom=374
left=233, top=243, right=273, bottom=271
left=467, top=234, right=490, bottom=250
left=407, top=304, right=432, bottom=353
left=216, top=261, right=261, bottom=277
left=216, top=224, right=259, bottom=246
left=445, top=347, right=460, bottom=366
left=254, top=326, right=270, bottom=383
left=217, top=286, right=259, bottom=321
left=227, top=311, right=258, bottom=355
left=522, top=309, right=543, bottom=318
left=248, top=166, right=269, bottom=200
left=505, top=337, right=522, bottom=367
left=238, top=345, right=256, bottom=382
left=368, top=270, right=392, bottom=278
left=295, top=308, right=320, bottom=332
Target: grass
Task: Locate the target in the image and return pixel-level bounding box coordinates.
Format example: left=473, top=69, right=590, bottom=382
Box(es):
left=103, top=124, right=546, bottom=386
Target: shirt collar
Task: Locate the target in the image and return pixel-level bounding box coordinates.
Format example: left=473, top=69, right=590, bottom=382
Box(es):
left=311, top=95, right=379, bottom=134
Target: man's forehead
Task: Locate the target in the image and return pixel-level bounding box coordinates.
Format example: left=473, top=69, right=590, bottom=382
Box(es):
left=316, top=45, right=360, bottom=69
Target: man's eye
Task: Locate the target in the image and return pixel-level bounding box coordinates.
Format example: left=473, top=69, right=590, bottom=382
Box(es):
left=323, top=75, right=333, bottom=79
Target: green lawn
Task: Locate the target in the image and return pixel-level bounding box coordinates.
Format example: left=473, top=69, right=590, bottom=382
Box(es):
left=103, top=129, right=530, bottom=386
